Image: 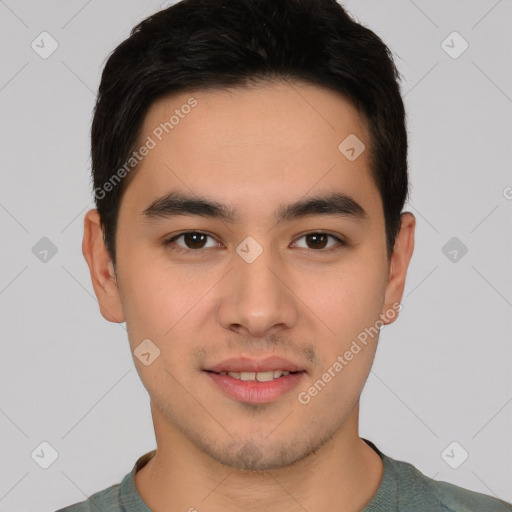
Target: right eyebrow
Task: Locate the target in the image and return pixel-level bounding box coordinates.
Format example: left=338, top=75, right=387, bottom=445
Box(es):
left=140, top=190, right=239, bottom=222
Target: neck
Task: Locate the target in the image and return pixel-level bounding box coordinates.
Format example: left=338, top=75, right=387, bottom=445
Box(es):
left=135, top=402, right=383, bottom=512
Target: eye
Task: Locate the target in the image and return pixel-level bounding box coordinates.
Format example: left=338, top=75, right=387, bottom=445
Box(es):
left=163, top=231, right=221, bottom=252
left=162, top=231, right=347, bottom=254
left=292, top=232, right=346, bottom=251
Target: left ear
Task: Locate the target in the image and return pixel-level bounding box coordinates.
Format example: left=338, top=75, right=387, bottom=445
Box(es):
left=380, top=212, right=415, bottom=325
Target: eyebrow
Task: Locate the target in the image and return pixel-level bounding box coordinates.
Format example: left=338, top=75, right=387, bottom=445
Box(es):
left=140, top=190, right=368, bottom=224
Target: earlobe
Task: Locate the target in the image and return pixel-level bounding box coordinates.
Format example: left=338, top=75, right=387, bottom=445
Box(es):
left=82, top=209, right=125, bottom=323
left=380, top=212, right=415, bottom=326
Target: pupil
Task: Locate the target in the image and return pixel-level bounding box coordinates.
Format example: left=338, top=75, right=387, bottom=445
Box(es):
left=307, top=234, right=327, bottom=249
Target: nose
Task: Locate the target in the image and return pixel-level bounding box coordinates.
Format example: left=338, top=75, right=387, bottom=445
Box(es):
left=216, top=245, right=299, bottom=338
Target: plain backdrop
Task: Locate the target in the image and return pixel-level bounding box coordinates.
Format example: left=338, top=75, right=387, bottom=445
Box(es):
left=0, top=0, right=511, bottom=510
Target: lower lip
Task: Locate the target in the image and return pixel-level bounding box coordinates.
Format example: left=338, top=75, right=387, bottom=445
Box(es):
left=204, top=371, right=305, bottom=404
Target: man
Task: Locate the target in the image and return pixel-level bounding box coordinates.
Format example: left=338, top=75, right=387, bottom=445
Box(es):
left=58, top=0, right=511, bottom=510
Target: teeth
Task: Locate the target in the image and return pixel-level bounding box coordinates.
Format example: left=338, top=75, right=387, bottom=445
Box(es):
left=223, top=370, right=291, bottom=381
left=256, top=371, right=274, bottom=382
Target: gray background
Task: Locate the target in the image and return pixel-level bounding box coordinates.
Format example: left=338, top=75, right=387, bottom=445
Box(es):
left=0, top=0, right=511, bottom=510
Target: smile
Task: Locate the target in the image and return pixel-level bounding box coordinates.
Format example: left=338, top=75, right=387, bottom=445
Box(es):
left=218, top=370, right=293, bottom=381
left=204, top=370, right=306, bottom=404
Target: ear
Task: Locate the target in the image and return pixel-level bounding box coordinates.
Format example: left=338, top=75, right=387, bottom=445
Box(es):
left=380, top=212, right=415, bottom=325
left=82, top=209, right=125, bottom=323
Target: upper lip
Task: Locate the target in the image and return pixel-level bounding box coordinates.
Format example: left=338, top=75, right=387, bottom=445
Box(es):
left=205, top=356, right=306, bottom=373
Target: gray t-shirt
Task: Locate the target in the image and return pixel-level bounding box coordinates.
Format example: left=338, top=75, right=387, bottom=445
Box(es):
left=56, top=440, right=512, bottom=511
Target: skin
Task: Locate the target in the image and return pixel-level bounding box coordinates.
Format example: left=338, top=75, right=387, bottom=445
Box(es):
left=82, top=80, right=415, bottom=512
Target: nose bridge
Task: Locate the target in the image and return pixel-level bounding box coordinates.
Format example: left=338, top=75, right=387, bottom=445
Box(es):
left=239, top=251, right=280, bottom=299
left=216, top=238, right=298, bottom=335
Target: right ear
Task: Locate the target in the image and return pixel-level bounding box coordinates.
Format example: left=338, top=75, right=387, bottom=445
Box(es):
left=82, top=209, right=125, bottom=323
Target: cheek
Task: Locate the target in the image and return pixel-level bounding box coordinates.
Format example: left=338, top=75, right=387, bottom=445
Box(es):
left=117, top=257, right=214, bottom=391
left=299, top=265, right=384, bottom=412
left=305, top=257, right=386, bottom=344
left=117, top=247, right=219, bottom=345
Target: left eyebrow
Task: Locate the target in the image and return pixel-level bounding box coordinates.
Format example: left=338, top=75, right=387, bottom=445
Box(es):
left=275, top=192, right=368, bottom=224
left=140, top=190, right=368, bottom=224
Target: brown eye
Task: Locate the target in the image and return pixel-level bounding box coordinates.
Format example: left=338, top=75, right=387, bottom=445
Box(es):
left=181, top=232, right=208, bottom=249
left=293, top=232, right=345, bottom=251
left=164, top=231, right=219, bottom=251
left=305, top=233, right=328, bottom=249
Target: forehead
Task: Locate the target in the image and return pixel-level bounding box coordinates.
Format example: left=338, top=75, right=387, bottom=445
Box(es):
left=121, top=80, right=381, bottom=222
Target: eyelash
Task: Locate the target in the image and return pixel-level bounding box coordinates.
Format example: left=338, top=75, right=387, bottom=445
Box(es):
left=162, top=231, right=347, bottom=255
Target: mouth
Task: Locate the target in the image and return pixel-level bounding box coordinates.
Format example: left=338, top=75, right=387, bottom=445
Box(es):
left=203, top=355, right=308, bottom=404
left=203, top=368, right=307, bottom=404
left=204, top=355, right=307, bottom=374
left=204, top=369, right=305, bottom=381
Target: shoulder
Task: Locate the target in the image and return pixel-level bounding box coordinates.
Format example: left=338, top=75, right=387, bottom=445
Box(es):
left=429, top=478, right=512, bottom=512
left=386, top=455, right=512, bottom=512
left=55, top=450, right=155, bottom=512
left=55, top=482, right=122, bottom=512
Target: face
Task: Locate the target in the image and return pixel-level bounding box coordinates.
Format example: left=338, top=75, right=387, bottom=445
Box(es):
left=84, top=80, right=414, bottom=471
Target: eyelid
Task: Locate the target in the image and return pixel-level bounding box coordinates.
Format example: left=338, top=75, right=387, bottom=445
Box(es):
left=164, top=231, right=222, bottom=253
left=291, top=232, right=347, bottom=251
left=162, top=230, right=347, bottom=253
